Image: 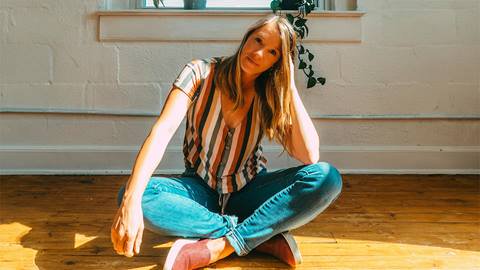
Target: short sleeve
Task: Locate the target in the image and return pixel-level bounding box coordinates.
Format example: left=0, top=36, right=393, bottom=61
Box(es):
left=172, top=59, right=205, bottom=101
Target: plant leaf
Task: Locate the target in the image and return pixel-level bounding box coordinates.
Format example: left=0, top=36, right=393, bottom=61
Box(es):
left=270, top=0, right=280, bottom=10
left=307, top=77, right=316, bottom=88
left=295, top=19, right=304, bottom=27
left=299, top=60, right=307, bottom=69
left=317, top=77, right=326, bottom=85
left=286, top=14, right=295, bottom=24
left=299, top=45, right=305, bottom=54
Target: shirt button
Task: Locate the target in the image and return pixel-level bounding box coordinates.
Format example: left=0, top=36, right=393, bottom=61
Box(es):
left=225, top=145, right=230, bottom=150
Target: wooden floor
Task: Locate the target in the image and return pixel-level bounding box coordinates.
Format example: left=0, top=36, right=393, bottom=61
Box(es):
left=0, top=174, right=479, bottom=269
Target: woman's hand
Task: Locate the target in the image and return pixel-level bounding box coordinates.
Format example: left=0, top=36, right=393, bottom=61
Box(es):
left=111, top=199, right=144, bottom=257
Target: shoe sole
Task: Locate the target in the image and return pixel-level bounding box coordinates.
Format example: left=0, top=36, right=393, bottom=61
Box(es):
left=281, top=232, right=303, bottom=265
left=163, top=238, right=200, bottom=270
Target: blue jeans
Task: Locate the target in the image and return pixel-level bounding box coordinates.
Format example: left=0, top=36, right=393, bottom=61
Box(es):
left=116, top=162, right=343, bottom=256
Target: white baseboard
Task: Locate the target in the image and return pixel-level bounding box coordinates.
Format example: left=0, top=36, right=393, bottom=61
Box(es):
left=2, top=169, right=479, bottom=175
left=0, top=145, right=478, bottom=175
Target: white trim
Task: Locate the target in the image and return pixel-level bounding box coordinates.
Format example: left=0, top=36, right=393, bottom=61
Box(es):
left=1, top=145, right=479, bottom=152
left=2, top=169, right=478, bottom=175
left=96, top=9, right=364, bottom=16
left=137, top=0, right=326, bottom=9
left=97, top=10, right=365, bottom=42
left=1, top=108, right=478, bottom=120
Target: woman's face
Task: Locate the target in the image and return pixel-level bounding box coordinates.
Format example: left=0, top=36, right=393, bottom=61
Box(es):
left=240, top=23, right=282, bottom=77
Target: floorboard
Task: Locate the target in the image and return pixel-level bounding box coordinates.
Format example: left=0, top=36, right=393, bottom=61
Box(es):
left=1, top=174, right=478, bottom=269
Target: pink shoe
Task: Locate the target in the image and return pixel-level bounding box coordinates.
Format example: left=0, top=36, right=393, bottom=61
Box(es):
left=255, top=232, right=303, bottom=267
left=163, top=238, right=211, bottom=270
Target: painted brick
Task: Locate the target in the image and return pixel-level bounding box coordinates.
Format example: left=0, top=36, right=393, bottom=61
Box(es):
left=384, top=0, right=478, bottom=10
left=340, top=46, right=418, bottom=84
left=301, top=82, right=479, bottom=115
left=313, top=119, right=480, bottom=146
left=118, top=43, right=192, bottom=83
left=7, top=6, right=83, bottom=45
left=0, top=45, right=51, bottom=83
left=0, top=10, right=7, bottom=44
left=455, top=9, right=480, bottom=45
left=357, top=10, right=384, bottom=45
left=0, top=84, right=85, bottom=108
left=112, top=117, right=187, bottom=146
left=85, top=83, right=162, bottom=112
left=381, top=10, right=457, bottom=46
left=414, top=45, right=479, bottom=83
left=53, top=46, right=116, bottom=83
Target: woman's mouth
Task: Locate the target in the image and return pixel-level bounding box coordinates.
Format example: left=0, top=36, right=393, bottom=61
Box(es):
left=247, top=56, right=259, bottom=66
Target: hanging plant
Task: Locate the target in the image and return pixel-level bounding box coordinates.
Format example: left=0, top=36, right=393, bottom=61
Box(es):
left=270, top=0, right=326, bottom=88
left=153, top=0, right=166, bottom=8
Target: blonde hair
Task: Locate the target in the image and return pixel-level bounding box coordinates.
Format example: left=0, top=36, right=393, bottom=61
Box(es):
left=213, top=14, right=298, bottom=156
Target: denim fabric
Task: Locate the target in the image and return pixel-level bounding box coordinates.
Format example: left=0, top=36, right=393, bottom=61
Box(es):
left=116, top=161, right=343, bottom=256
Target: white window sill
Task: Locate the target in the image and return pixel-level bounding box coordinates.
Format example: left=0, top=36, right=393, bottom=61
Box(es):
left=96, top=9, right=365, bottom=42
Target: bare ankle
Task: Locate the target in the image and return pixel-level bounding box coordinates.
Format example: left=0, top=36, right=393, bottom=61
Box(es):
left=206, top=237, right=235, bottom=264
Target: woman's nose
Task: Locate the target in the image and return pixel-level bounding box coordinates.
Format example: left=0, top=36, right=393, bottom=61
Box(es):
left=252, top=50, right=264, bottom=60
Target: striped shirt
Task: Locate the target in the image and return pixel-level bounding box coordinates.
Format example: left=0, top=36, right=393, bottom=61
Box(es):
left=172, top=56, right=268, bottom=201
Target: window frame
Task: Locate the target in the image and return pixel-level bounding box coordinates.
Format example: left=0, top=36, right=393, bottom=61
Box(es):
left=135, top=0, right=323, bottom=10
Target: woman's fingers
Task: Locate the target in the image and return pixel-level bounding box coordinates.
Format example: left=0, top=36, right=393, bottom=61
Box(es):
left=111, top=227, right=120, bottom=252
left=111, top=219, right=122, bottom=253
left=134, top=222, right=144, bottom=255
left=112, top=220, right=127, bottom=254
left=111, top=209, right=125, bottom=253
left=113, top=233, right=125, bottom=254
left=124, top=232, right=136, bottom=257
left=117, top=228, right=128, bottom=255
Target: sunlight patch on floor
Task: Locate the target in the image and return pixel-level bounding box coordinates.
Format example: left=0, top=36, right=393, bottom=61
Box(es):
left=0, top=222, right=32, bottom=243
left=152, top=241, right=175, bottom=249
left=127, top=265, right=158, bottom=270
left=74, top=233, right=98, bottom=249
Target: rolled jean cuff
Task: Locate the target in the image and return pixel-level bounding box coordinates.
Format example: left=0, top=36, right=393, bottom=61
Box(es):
left=223, top=214, right=238, bottom=231
left=225, top=227, right=250, bottom=256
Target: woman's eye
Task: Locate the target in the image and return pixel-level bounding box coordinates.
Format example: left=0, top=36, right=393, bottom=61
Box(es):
left=255, top=37, right=275, bottom=55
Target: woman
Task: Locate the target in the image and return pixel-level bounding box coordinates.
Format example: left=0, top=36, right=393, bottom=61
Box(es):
left=111, top=14, right=343, bottom=270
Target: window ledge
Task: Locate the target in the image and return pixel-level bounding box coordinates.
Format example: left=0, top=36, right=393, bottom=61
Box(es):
left=97, top=9, right=365, bottom=42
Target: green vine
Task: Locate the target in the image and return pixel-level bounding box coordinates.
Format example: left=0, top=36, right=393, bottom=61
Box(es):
left=153, top=0, right=165, bottom=8
left=270, top=0, right=326, bottom=88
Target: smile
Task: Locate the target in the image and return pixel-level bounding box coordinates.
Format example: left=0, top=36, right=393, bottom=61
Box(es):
left=247, top=56, right=259, bottom=66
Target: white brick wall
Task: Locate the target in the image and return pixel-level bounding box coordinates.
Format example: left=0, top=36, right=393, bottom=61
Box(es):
left=302, top=82, right=479, bottom=115
left=53, top=46, right=117, bottom=83
left=0, top=0, right=479, bottom=174
left=118, top=43, right=194, bottom=82
left=1, top=45, right=52, bottom=83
